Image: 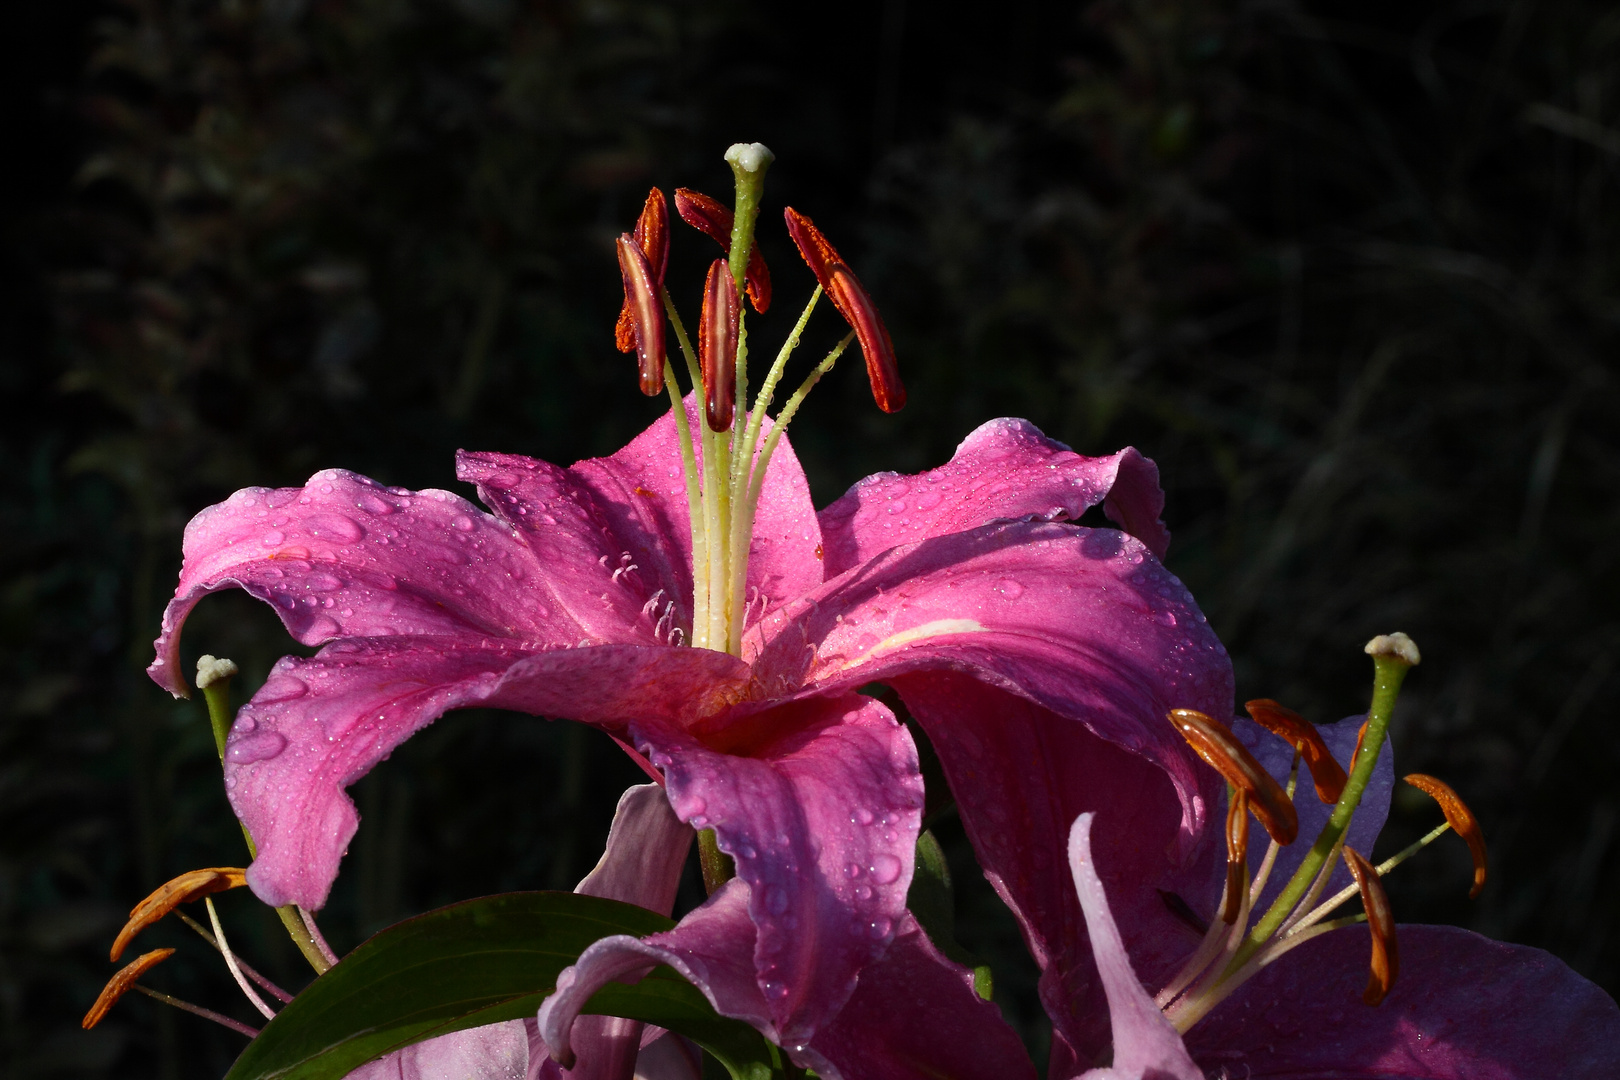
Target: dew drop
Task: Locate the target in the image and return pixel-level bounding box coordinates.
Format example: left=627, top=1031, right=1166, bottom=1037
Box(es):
left=854, top=807, right=875, bottom=825
left=451, top=514, right=476, bottom=532
left=227, top=731, right=287, bottom=764
left=260, top=530, right=286, bottom=547
left=1154, top=609, right=1178, bottom=627
left=766, top=887, right=791, bottom=915
left=914, top=490, right=943, bottom=510
left=257, top=675, right=308, bottom=702
left=357, top=493, right=395, bottom=515
left=845, top=862, right=864, bottom=879
left=307, top=614, right=341, bottom=638
left=307, top=513, right=365, bottom=544
left=867, top=916, right=892, bottom=940
left=868, top=853, right=902, bottom=884
left=995, top=578, right=1025, bottom=599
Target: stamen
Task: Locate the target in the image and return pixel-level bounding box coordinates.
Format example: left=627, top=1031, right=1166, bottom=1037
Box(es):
left=1222, top=790, right=1250, bottom=924
left=1245, top=698, right=1348, bottom=804
left=615, top=188, right=669, bottom=353
left=172, top=910, right=294, bottom=1003
left=132, top=986, right=261, bottom=1039
left=1348, top=716, right=1371, bottom=775
left=699, top=259, right=740, bottom=432
left=1342, top=846, right=1398, bottom=1005
left=782, top=207, right=906, bottom=413
left=207, top=896, right=277, bottom=1021
left=83, top=948, right=175, bottom=1029
left=616, top=235, right=665, bottom=396
left=1168, top=710, right=1298, bottom=845
left=673, top=188, right=772, bottom=312
left=110, top=867, right=247, bottom=961
left=1403, top=773, right=1489, bottom=898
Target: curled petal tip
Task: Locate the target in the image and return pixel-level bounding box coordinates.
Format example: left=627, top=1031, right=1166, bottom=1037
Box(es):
left=1245, top=698, right=1348, bottom=804
left=1365, top=632, right=1421, bottom=666
left=1169, top=708, right=1298, bottom=845
left=784, top=207, right=904, bottom=411
left=1403, top=773, right=1489, bottom=899
left=616, top=234, right=665, bottom=396
left=1343, top=845, right=1398, bottom=1006
left=699, top=259, right=739, bottom=432
left=83, top=948, right=175, bottom=1029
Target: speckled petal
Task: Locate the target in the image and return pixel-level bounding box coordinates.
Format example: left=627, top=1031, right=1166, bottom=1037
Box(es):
left=342, top=1020, right=529, bottom=1080
left=817, top=419, right=1169, bottom=577
left=149, top=471, right=576, bottom=696
left=629, top=693, right=924, bottom=1047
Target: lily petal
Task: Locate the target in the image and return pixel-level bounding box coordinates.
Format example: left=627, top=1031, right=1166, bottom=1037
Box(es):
left=1068, top=813, right=1203, bottom=1080
left=225, top=638, right=747, bottom=910
left=817, top=418, right=1169, bottom=577
left=630, top=693, right=924, bottom=1046
left=342, top=1020, right=530, bottom=1080
left=1184, top=924, right=1620, bottom=1079
left=149, top=472, right=571, bottom=696
left=1233, top=713, right=1392, bottom=917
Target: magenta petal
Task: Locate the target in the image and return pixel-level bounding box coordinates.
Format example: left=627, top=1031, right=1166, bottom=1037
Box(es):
left=629, top=693, right=924, bottom=1046
left=817, top=418, right=1170, bottom=577
left=1067, top=814, right=1202, bottom=1080
left=895, top=674, right=1222, bottom=1061
left=1235, top=712, right=1393, bottom=916
left=1186, top=924, right=1620, bottom=1079
left=342, top=1020, right=529, bottom=1080
left=148, top=471, right=573, bottom=696
left=226, top=639, right=746, bottom=910
left=805, top=913, right=1037, bottom=1080
left=575, top=783, right=692, bottom=915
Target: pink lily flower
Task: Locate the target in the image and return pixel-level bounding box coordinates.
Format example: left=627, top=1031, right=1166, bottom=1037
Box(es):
left=148, top=407, right=1232, bottom=1071
left=1059, top=711, right=1620, bottom=1080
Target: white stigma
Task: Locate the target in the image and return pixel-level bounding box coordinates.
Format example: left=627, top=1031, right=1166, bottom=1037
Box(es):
left=1363, top=632, right=1421, bottom=666
left=195, top=655, right=240, bottom=689
left=724, top=142, right=775, bottom=174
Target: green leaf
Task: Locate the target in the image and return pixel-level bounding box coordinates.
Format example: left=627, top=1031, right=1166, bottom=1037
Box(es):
left=905, top=830, right=994, bottom=1000
left=224, top=891, right=784, bottom=1080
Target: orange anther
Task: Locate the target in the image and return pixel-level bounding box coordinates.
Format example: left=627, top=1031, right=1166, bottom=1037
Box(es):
left=615, top=188, right=670, bottom=354
left=1403, top=773, right=1489, bottom=899
left=783, top=207, right=905, bottom=413
left=1342, top=846, right=1398, bottom=1006
left=1245, top=698, right=1348, bottom=804
left=1222, top=788, right=1250, bottom=924
left=698, top=259, right=739, bottom=432
left=83, top=948, right=175, bottom=1028
left=616, top=234, right=665, bottom=397
left=110, top=867, right=247, bottom=961
left=673, top=188, right=771, bottom=313
left=1169, top=709, right=1298, bottom=845
left=1348, top=716, right=1372, bottom=775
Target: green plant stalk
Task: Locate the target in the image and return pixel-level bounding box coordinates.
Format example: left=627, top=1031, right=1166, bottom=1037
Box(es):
left=697, top=828, right=734, bottom=894
left=202, top=672, right=332, bottom=974
left=1229, top=653, right=1412, bottom=972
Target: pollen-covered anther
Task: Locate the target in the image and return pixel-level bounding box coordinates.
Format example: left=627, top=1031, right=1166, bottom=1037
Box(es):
left=615, top=188, right=670, bottom=356
left=783, top=207, right=906, bottom=413
left=1245, top=698, right=1348, bottom=804
left=110, top=867, right=248, bottom=961
left=699, top=259, right=739, bottom=432
left=1404, top=773, right=1489, bottom=899
left=1343, top=845, right=1398, bottom=1006
left=1222, top=789, right=1250, bottom=924
left=82, top=948, right=175, bottom=1028
left=1169, top=709, right=1298, bottom=845
left=673, top=188, right=771, bottom=312
left=616, top=233, right=665, bottom=396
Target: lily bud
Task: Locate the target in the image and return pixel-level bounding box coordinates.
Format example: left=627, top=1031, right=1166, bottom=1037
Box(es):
left=783, top=207, right=905, bottom=412
left=674, top=188, right=772, bottom=313
left=616, top=233, right=665, bottom=396
left=699, top=259, right=739, bottom=432
left=615, top=188, right=669, bottom=354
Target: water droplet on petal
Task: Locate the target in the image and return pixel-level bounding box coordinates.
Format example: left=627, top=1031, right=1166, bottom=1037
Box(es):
left=306, top=513, right=365, bottom=544
left=995, top=578, right=1025, bottom=599
left=260, top=530, right=286, bottom=547
left=257, top=675, right=308, bottom=702
left=451, top=514, right=475, bottom=532
left=766, top=887, right=790, bottom=915
left=867, top=916, right=892, bottom=940
left=227, top=731, right=287, bottom=764
left=855, top=808, right=875, bottom=825
left=307, top=614, right=341, bottom=638
left=868, top=853, right=902, bottom=885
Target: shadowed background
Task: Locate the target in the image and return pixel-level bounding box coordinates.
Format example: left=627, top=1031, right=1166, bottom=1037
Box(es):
left=4, top=0, right=1618, bottom=1075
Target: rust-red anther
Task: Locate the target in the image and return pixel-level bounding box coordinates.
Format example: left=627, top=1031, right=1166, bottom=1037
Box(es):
left=1222, top=788, right=1250, bottom=924
left=617, top=234, right=665, bottom=396
left=615, top=188, right=670, bottom=355
left=1245, top=698, right=1348, bottom=805
left=1348, top=716, right=1372, bottom=775
left=1169, top=709, right=1299, bottom=845
left=673, top=188, right=771, bottom=312
left=782, top=207, right=905, bottom=413
left=1343, top=845, right=1398, bottom=1006
left=699, top=259, right=739, bottom=432
left=83, top=948, right=175, bottom=1028
left=110, top=867, right=248, bottom=961
left=1403, top=773, right=1489, bottom=899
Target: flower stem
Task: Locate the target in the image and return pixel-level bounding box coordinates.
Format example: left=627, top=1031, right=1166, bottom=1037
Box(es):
left=697, top=828, right=734, bottom=894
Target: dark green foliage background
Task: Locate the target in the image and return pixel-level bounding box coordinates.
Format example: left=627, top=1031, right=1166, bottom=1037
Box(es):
left=5, top=0, right=1618, bottom=1075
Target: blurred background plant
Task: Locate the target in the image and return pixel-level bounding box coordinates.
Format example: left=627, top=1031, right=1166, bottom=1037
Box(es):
left=4, top=0, right=1618, bottom=1075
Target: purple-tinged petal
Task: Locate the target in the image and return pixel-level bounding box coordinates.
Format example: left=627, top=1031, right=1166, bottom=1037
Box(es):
left=625, top=1028, right=701, bottom=1080
left=226, top=639, right=746, bottom=910
left=629, top=693, right=924, bottom=1047
left=343, top=1020, right=529, bottom=1080
left=149, top=471, right=576, bottom=696
left=817, top=419, right=1169, bottom=577
left=805, top=913, right=1037, bottom=1080
left=1067, top=814, right=1202, bottom=1080
left=1234, top=713, right=1393, bottom=916
left=1185, top=924, right=1620, bottom=1079
left=894, top=674, right=1222, bottom=1064
left=750, top=521, right=1230, bottom=866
